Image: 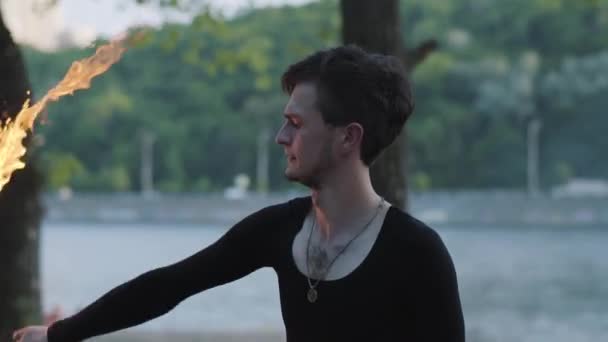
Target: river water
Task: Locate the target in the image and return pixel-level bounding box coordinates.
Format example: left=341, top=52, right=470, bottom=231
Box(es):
left=41, top=221, right=608, bottom=341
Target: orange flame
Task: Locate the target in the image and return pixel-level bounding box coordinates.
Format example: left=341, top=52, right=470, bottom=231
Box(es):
left=0, top=39, right=128, bottom=191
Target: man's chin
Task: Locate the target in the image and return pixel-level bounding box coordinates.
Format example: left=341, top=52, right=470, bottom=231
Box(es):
left=284, top=170, right=299, bottom=182
left=285, top=171, right=316, bottom=188
left=285, top=170, right=303, bottom=182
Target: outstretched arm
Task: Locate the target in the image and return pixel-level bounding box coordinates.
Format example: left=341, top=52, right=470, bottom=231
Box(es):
left=26, top=203, right=284, bottom=342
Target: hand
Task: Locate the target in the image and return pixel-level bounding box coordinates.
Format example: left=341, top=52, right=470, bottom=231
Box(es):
left=12, top=326, right=48, bottom=342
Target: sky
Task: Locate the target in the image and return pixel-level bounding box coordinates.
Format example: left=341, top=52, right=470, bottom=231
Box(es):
left=2, top=0, right=314, bottom=50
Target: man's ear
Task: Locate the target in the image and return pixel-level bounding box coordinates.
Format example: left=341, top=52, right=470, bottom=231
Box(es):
left=342, top=122, right=364, bottom=151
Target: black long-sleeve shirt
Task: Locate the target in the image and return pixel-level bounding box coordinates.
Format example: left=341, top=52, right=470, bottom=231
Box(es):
left=48, top=196, right=465, bottom=341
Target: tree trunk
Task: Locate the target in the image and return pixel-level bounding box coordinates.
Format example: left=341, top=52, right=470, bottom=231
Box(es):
left=341, top=0, right=437, bottom=211
left=0, top=8, right=44, bottom=341
left=340, top=0, right=407, bottom=209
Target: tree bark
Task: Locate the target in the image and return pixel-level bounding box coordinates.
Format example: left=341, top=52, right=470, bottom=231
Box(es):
left=0, top=9, right=44, bottom=341
left=341, top=0, right=437, bottom=211
left=341, top=0, right=407, bottom=209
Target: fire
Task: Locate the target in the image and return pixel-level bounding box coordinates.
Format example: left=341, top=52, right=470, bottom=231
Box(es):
left=0, top=38, right=128, bottom=192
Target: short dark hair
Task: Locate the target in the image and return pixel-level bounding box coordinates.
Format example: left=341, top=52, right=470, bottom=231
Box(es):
left=281, top=44, right=414, bottom=166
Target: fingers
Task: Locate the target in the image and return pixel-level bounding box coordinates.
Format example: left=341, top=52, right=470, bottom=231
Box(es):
left=12, top=328, right=24, bottom=341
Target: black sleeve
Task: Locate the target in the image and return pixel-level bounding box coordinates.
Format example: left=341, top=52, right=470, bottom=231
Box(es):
left=47, top=202, right=285, bottom=342
left=413, top=227, right=466, bottom=342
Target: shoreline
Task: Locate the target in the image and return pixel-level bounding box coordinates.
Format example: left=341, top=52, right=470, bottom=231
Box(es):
left=43, top=191, right=608, bottom=226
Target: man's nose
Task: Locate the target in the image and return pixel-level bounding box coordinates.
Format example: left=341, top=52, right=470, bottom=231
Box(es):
left=275, top=125, right=289, bottom=145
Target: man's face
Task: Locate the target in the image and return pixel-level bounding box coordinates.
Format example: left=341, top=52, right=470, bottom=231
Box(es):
left=275, top=82, right=337, bottom=188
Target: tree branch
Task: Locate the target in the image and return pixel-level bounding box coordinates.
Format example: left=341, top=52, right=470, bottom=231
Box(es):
left=403, top=39, right=439, bottom=71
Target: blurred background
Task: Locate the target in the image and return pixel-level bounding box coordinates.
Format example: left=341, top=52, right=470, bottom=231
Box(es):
left=0, top=0, right=607, bottom=341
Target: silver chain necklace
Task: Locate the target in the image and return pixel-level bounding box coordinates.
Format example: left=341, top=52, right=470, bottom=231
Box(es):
left=305, top=197, right=385, bottom=303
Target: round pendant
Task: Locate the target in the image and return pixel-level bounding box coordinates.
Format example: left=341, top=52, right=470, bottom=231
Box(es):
left=307, top=288, right=318, bottom=303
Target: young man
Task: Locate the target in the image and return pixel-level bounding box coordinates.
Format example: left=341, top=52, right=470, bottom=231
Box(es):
left=14, top=45, right=465, bottom=342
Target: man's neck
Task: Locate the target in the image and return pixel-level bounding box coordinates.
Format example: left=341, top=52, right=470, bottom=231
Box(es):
left=309, top=168, right=382, bottom=241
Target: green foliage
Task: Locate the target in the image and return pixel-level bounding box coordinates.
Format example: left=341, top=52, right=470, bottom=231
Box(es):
left=43, top=152, right=87, bottom=189
left=20, top=0, right=608, bottom=192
